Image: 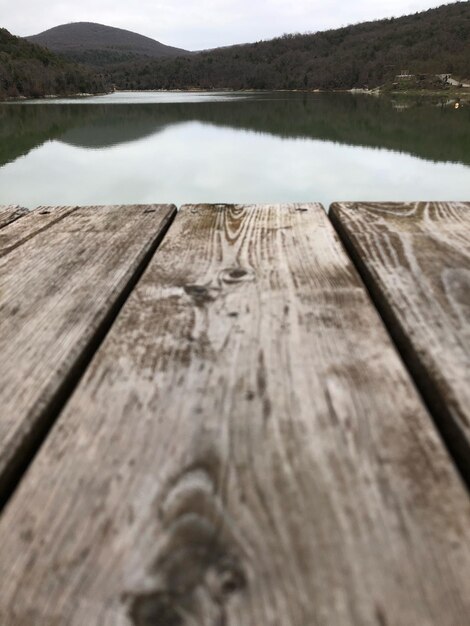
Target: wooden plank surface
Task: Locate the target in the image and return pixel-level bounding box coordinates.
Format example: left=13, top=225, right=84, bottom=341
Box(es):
left=0, top=205, right=29, bottom=229
left=0, top=203, right=469, bottom=625
left=0, top=206, right=78, bottom=257
left=330, top=201, right=470, bottom=482
left=0, top=204, right=176, bottom=500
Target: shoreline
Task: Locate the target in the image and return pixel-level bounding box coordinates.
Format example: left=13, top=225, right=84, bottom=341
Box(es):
left=2, top=86, right=470, bottom=103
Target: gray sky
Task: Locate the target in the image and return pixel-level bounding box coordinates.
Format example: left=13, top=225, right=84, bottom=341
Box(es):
left=0, top=0, right=460, bottom=50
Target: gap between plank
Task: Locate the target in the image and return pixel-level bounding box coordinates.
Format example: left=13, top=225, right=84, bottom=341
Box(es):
left=328, top=205, right=470, bottom=492
left=0, top=207, right=177, bottom=514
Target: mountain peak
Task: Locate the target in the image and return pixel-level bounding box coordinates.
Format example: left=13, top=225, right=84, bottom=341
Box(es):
left=26, top=22, right=188, bottom=64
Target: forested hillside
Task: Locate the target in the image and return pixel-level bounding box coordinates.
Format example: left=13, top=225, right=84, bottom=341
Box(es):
left=0, top=28, right=106, bottom=100
left=26, top=22, right=188, bottom=67
left=107, top=2, right=470, bottom=90
left=2, top=2, right=469, bottom=99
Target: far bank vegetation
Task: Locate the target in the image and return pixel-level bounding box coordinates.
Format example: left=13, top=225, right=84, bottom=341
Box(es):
left=106, top=2, right=469, bottom=91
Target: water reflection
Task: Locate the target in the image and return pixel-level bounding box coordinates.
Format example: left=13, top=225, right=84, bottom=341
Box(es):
left=1, top=93, right=469, bottom=165
left=0, top=92, right=468, bottom=208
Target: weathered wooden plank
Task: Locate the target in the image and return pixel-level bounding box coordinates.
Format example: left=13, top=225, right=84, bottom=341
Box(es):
left=0, top=206, right=79, bottom=258
left=0, top=205, right=29, bottom=229
left=329, top=201, right=470, bottom=482
left=0, top=204, right=176, bottom=500
left=0, top=203, right=469, bottom=626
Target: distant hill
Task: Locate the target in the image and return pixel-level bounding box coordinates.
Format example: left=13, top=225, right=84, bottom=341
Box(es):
left=106, top=1, right=470, bottom=91
left=0, top=28, right=106, bottom=100
left=26, top=22, right=189, bottom=66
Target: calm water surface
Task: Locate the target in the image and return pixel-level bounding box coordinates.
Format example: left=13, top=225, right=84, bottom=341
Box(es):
left=0, top=91, right=469, bottom=208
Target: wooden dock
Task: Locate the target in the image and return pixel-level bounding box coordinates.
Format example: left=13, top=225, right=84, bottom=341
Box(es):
left=0, top=202, right=468, bottom=625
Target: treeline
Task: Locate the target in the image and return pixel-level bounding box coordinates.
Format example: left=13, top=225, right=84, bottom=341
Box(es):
left=1, top=2, right=468, bottom=99
left=107, top=2, right=470, bottom=90
left=0, top=28, right=106, bottom=100
left=56, top=48, right=149, bottom=67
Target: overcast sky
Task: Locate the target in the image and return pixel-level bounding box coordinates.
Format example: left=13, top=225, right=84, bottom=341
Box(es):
left=0, top=0, right=459, bottom=50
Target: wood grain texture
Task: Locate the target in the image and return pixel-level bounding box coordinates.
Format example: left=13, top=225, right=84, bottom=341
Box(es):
left=330, top=201, right=470, bottom=482
left=0, top=203, right=469, bottom=626
left=0, top=205, right=29, bottom=229
left=0, top=204, right=176, bottom=499
left=0, top=206, right=79, bottom=259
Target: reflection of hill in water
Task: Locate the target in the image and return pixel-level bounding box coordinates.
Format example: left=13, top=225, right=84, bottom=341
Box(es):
left=1, top=94, right=469, bottom=166
left=59, top=114, right=167, bottom=148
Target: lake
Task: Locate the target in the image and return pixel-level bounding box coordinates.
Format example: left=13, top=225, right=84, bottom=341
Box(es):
left=0, top=91, right=469, bottom=209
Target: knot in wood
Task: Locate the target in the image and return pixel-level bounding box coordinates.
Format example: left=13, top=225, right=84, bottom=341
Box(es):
left=219, top=266, right=255, bottom=285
